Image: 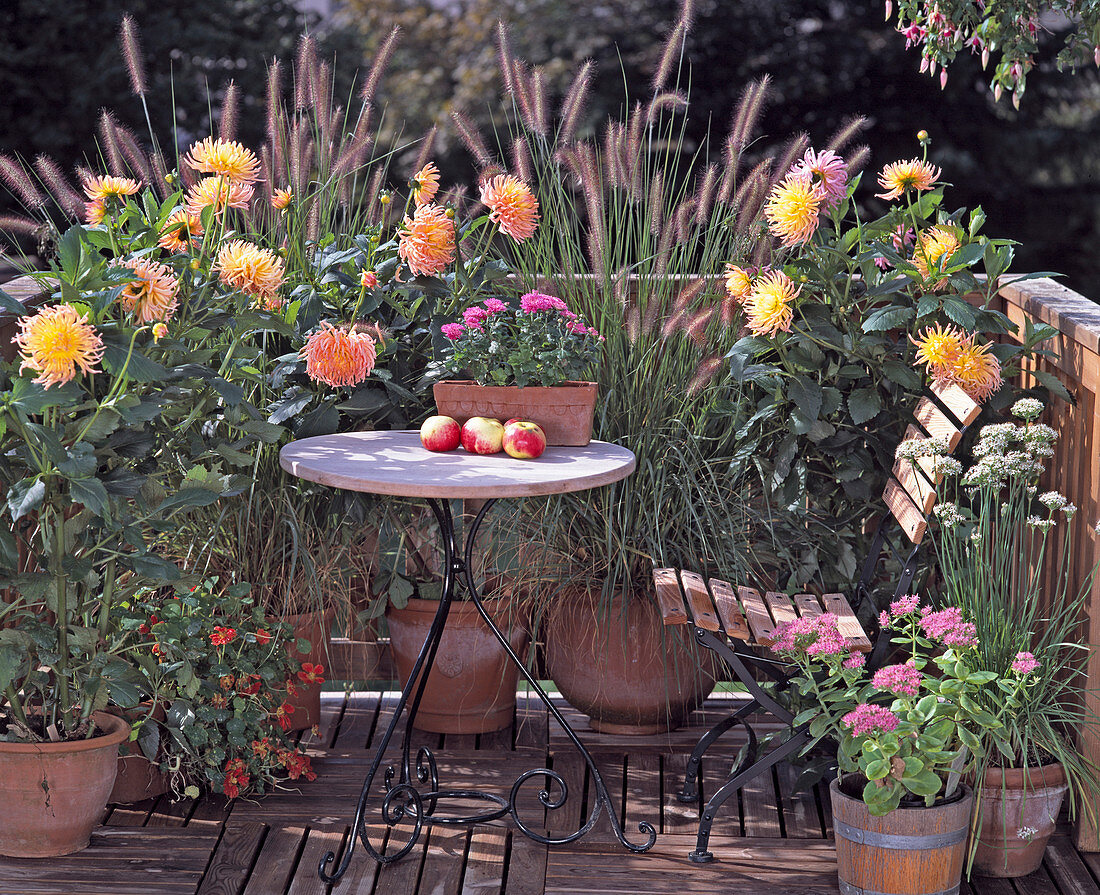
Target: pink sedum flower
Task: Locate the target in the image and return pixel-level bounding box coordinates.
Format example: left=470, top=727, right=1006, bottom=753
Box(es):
left=843, top=652, right=867, bottom=670
left=872, top=661, right=922, bottom=696
left=919, top=606, right=978, bottom=648
left=890, top=594, right=920, bottom=617
left=1012, top=651, right=1039, bottom=675
left=842, top=703, right=901, bottom=737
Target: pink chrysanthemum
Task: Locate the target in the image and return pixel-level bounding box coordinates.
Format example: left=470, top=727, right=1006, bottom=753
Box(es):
left=462, top=306, right=489, bottom=330
left=872, top=661, right=922, bottom=696
left=482, top=298, right=508, bottom=314
left=441, top=323, right=465, bottom=340
left=519, top=291, right=569, bottom=314
left=791, top=148, right=848, bottom=212
left=300, top=322, right=377, bottom=388
left=841, top=703, right=901, bottom=737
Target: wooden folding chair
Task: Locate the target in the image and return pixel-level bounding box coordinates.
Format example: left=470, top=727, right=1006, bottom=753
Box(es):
left=652, top=380, right=981, bottom=862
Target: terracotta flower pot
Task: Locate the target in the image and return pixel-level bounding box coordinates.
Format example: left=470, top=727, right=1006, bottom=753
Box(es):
left=0, top=711, right=131, bottom=857
left=107, top=702, right=172, bottom=805
left=831, top=778, right=974, bottom=895
left=432, top=379, right=598, bottom=446
left=386, top=597, right=529, bottom=734
left=280, top=609, right=334, bottom=732
left=544, top=589, right=717, bottom=735
left=971, top=763, right=1067, bottom=878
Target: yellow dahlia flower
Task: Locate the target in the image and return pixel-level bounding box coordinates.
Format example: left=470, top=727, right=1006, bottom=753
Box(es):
left=184, top=137, right=261, bottom=184
left=185, top=176, right=254, bottom=217
left=947, top=338, right=1002, bottom=402
left=119, top=257, right=180, bottom=324
left=215, top=240, right=286, bottom=306
left=82, top=174, right=141, bottom=201
left=913, top=226, right=961, bottom=290
left=411, top=162, right=440, bottom=207
left=15, top=304, right=104, bottom=389
left=875, top=159, right=941, bottom=201
left=764, top=174, right=821, bottom=247
left=745, top=270, right=800, bottom=336
left=397, top=204, right=456, bottom=277
left=300, top=322, right=377, bottom=388
left=271, top=187, right=293, bottom=211
left=480, top=174, right=539, bottom=242
left=724, top=264, right=753, bottom=304
left=910, top=323, right=965, bottom=373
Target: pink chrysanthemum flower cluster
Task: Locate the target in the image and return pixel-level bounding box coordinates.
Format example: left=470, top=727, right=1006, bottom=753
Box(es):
left=1011, top=651, right=1039, bottom=675
left=441, top=323, right=465, bottom=341
left=918, top=606, right=978, bottom=648
left=520, top=291, right=569, bottom=314
left=841, top=703, right=901, bottom=737
left=872, top=661, right=923, bottom=696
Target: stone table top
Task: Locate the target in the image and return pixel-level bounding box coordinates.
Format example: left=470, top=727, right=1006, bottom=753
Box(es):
left=279, top=430, right=635, bottom=499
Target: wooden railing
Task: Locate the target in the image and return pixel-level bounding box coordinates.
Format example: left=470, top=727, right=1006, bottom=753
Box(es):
left=5, top=273, right=1100, bottom=843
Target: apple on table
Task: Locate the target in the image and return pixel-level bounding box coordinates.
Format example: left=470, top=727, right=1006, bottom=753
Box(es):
left=503, top=419, right=547, bottom=459
left=419, top=415, right=462, bottom=452
left=460, top=416, right=506, bottom=454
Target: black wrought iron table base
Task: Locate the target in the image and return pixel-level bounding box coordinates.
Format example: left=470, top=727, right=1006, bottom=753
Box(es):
left=318, top=497, right=656, bottom=886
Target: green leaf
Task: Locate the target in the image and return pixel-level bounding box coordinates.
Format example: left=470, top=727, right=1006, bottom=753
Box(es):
left=0, top=288, right=29, bottom=317
left=881, top=358, right=922, bottom=390
left=296, top=403, right=339, bottom=438
left=68, top=477, right=109, bottom=516
left=101, top=343, right=168, bottom=382
left=126, top=554, right=181, bottom=581
left=941, top=297, right=978, bottom=330
left=788, top=377, right=822, bottom=422
left=211, top=378, right=244, bottom=406
left=958, top=726, right=983, bottom=751
left=7, top=479, right=44, bottom=521
left=268, top=390, right=311, bottom=425
left=902, top=768, right=943, bottom=796
left=946, top=242, right=985, bottom=268
left=237, top=419, right=286, bottom=443
left=862, top=305, right=914, bottom=332
left=1029, top=368, right=1073, bottom=404
left=156, top=487, right=223, bottom=513
left=9, top=377, right=81, bottom=415
left=847, top=388, right=882, bottom=425
left=865, top=759, right=890, bottom=780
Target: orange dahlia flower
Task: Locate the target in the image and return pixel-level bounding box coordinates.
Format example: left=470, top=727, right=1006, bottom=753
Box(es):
left=215, top=240, right=285, bottom=306
left=185, top=175, right=254, bottom=217
left=412, top=162, right=440, bottom=206
left=397, top=204, right=456, bottom=277
left=84, top=199, right=106, bottom=226
left=15, top=304, right=104, bottom=389
left=876, top=159, right=941, bottom=201
left=946, top=338, right=1002, bottom=402
left=480, top=174, right=539, bottom=242
left=300, top=322, right=378, bottom=388
left=82, top=174, right=141, bottom=201
left=120, top=257, right=180, bottom=323
left=912, top=227, right=961, bottom=290
left=271, top=187, right=293, bottom=210
left=724, top=264, right=754, bottom=304
left=158, top=209, right=203, bottom=253
left=184, top=137, right=261, bottom=184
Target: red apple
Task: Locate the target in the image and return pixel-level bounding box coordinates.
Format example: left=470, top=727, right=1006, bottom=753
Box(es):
left=461, top=417, right=505, bottom=454
left=503, top=420, right=547, bottom=459
left=420, top=415, right=462, bottom=452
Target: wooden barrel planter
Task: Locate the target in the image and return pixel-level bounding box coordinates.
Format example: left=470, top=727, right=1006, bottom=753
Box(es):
left=830, top=779, right=974, bottom=895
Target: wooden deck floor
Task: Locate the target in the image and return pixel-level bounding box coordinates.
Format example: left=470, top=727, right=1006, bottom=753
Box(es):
left=1, top=690, right=1098, bottom=895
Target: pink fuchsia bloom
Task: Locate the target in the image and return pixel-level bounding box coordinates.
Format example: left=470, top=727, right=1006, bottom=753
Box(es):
left=441, top=323, right=465, bottom=340
left=843, top=652, right=867, bottom=670
left=791, top=148, right=848, bottom=212
left=919, top=606, right=978, bottom=648
left=520, top=291, right=569, bottom=314
left=1012, top=651, right=1039, bottom=675
left=872, top=661, right=922, bottom=696
left=482, top=298, right=507, bottom=314
left=842, top=703, right=901, bottom=737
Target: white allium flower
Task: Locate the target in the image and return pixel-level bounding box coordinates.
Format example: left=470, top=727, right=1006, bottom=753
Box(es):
left=933, top=502, right=965, bottom=528
left=1011, top=398, right=1044, bottom=421
left=895, top=439, right=928, bottom=461
left=1017, top=825, right=1039, bottom=842
left=1063, top=503, right=1078, bottom=519
left=1023, top=423, right=1058, bottom=445
left=932, top=456, right=963, bottom=476
left=1026, top=515, right=1056, bottom=533
left=1040, top=491, right=1068, bottom=511
left=970, top=530, right=983, bottom=544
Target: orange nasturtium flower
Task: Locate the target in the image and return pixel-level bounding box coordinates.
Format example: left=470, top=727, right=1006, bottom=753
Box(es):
left=15, top=304, right=104, bottom=389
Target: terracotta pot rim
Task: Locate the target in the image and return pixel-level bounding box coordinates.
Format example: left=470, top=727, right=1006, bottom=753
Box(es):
left=436, top=379, right=597, bottom=390
left=0, top=711, right=130, bottom=755
left=980, top=762, right=1067, bottom=789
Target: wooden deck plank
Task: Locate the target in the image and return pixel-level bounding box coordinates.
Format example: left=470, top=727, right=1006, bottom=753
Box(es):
left=623, top=754, right=661, bottom=841
left=661, top=751, right=701, bottom=833
left=775, top=763, right=823, bottom=840
left=546, top=752, right=587, bottom=836
left=1044, top=834, right=1100, bottom=895
left=710, top=579, right=750, bottom=640
left=286, top=827, right=348, bottom=895
left=196, top=820, right=267, bottom=895
left=461, top=827, right=507, bottom=895
left=739, top=765, right=782, bottom=839
left=738, top=587, right=776, bottom=645
left=680, top=571, right=720, bottom=632
left=373, top=823, right=425, bottom=895
left=241, top=825, right=308, bottom=895
left=335, top=690, right=383, bottom=750
left=515, top=691, right=549, bottom=751
left=503, top=832, right=548, bottom=895
left=653, top=568, right=688, bottom=626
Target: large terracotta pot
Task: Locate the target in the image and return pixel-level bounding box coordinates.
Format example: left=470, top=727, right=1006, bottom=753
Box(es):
left=280, top=609, right=334, bottom=732
left=107, top=702, right=172, bottom=805
left=971, top=763, right=1067, bottom=878
left=831, top=778, right=974, bottom=895
left=544, top=589, right=717, bottom=735
left=432, top=380, right=598, bottom=446
left=0, top=711, right=131, bottom=857
left=386, top=597, right=529, bottom=734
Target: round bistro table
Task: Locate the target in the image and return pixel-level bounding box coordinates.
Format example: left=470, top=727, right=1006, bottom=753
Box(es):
left=279, top=430, right=654, bottom=884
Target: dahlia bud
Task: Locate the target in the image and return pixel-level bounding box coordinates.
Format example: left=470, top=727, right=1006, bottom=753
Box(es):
left=917, top=129, right=930, bottom=143
left=885, top=0, right=892, bottom=20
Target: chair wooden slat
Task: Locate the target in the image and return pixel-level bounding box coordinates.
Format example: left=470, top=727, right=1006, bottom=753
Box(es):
left=680, top=571, right=721, bottom=632
left=930, top=379, right=981, bottom=427
left=882, top=476, right=928, bottom=544
left=914, top=396, right=964, bottom=453
left=764, top=591, right=798, bottom=631
left=710, top=579, right=751, bottom=641
left=793, top=594, right=822, bottom=618
left=823, top=593, right=872, bottom=652
left=653, top=568, right=688, bottom=627
left=739, top=587, right=776, bottom=645
left=893, top=455, right=937, bottom=515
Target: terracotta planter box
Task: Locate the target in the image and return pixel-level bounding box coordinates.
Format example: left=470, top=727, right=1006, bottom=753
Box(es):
left=432, top=380, right=597, bottom=446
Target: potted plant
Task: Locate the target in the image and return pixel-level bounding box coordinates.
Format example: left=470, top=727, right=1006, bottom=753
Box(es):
left=0, top=233, right=237, bottom=854
left=114, top=579, right=318, bottom=800
left=433, top=292, right=603, bottom=445
left=905, top=399, right=1100, bottom=877
left=772, top=601, right=1029, bottom=894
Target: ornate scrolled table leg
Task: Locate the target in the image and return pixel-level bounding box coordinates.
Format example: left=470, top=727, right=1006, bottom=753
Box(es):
left=319, top=496, right=655, bottom=886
